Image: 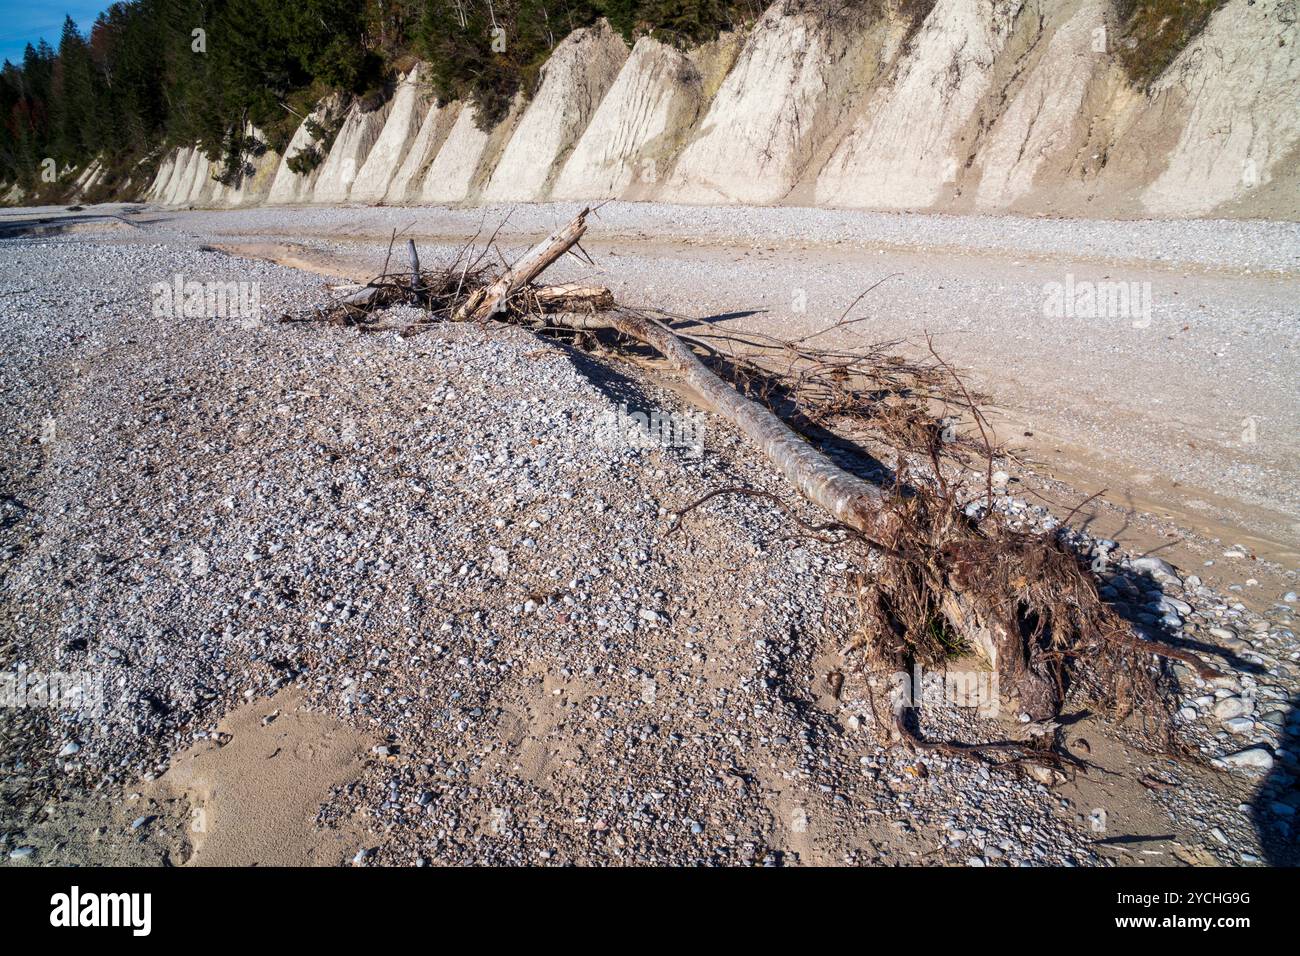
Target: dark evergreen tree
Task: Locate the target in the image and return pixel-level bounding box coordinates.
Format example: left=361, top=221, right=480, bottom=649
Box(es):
left=53, top=17, right=99, bottom=162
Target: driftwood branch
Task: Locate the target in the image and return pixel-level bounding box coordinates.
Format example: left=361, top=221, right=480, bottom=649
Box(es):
left=341, top=286, right=381, bottom=308
left=533, top=284, right=614, bottom=312
left=456, top=207, right=591, bottom=321
left=407, top=239, right=422, bottom=294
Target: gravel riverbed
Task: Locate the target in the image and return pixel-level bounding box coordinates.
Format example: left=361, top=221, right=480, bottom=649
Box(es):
left=0, top=224, right=1296, bottom=867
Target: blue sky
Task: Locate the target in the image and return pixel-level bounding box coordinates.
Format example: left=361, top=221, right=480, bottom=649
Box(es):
left=0, top=2, right=111, bottom=66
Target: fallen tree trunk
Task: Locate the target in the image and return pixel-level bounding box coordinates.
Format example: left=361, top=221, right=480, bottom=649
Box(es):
left=549, top=310, right=893, bottom=541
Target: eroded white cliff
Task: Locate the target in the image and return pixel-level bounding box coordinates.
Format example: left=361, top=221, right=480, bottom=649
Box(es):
left=816, top=0, right=1024, bottom=209
left=385, top=100, right=459, bottom=204
left=553, top=36, right=703, bottom=201
left=351, top=67, right=432, bottom=203
left=667, top=5, right=883, bottom=204
left=482, top=21, right=629, bottom=202
left=136, top=0, right=1299, bottom=220
left=1141, top=0, right=1300, bottom=216
left=313, top=96, right=392, bottom=203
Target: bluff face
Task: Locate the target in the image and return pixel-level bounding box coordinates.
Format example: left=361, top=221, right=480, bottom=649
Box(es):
left=141, top=0, right=1300, bottom=220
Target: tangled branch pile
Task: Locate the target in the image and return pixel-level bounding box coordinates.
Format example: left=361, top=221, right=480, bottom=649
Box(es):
left=286, top=209, right=1221, bottom=759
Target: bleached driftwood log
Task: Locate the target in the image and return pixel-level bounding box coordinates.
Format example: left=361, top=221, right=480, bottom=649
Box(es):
left=548, top=310, right=892, bottom=540
left=533, top=284, right=614, bottom=311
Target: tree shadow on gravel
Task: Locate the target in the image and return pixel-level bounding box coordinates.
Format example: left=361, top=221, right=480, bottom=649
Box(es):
left=557, top=332, right=896, bottom=489
left=1252, top=691, right=1298, bottom=866
left=672, top=309, right=769, bottom=327
left=555, top=338, right=680, bottom=425
left=1099, top=567, right=1267, bottom=679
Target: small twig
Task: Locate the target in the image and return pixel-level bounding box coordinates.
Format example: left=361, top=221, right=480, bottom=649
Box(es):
left=925, top=332, right=996, bottom=510
left=792, top=273, right=902, bottom=346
